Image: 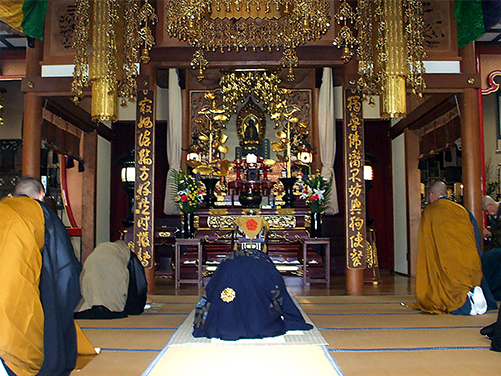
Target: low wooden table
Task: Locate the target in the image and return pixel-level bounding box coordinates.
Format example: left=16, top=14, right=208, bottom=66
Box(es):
left=302, top=238, right=330, bottom=286
left=175, top=238, right=203, bottom=289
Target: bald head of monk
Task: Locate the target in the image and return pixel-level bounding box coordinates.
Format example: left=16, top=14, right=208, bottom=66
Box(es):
left=429, top=180, right=447, bottom=204
left=482, top=195, right=499, bottom=216
left=12, top=177, right=45, bottom=201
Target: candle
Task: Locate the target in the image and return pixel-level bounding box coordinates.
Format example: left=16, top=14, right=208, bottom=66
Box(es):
left=246, top=153, right=257, bottom=164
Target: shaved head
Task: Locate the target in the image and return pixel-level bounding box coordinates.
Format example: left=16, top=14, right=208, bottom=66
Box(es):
left=13, top=177, right=45, bottom=201
left=429, top=180, right=447, bottom=204
left=482, top=195, right=499, bottom=216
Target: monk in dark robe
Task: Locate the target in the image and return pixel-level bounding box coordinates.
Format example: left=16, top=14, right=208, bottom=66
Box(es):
left=193, top=217, right=312, bottom=340
left=0, top=177, right=95, bottom=376
left=408, top=181, right=488, bottom=315
left=481, top=195, right=501, bottom=300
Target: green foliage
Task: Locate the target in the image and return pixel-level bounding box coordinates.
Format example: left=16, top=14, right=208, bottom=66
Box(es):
left=487, top=180, right=499, bottom=197
left=300, top=174, right=333, bottom=213
left=171, top=170, right=204, bottom=214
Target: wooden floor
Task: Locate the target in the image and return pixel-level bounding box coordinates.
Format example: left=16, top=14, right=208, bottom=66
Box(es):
left=152, top=270, right=415, bottom=297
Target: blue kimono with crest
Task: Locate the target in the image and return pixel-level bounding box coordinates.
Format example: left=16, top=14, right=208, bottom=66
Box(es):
left=193, top=248, right=312, bottom=340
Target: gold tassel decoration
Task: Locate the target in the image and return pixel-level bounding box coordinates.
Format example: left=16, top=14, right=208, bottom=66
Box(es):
left=334, top=0, right=426, bottom=119
left=379, top=0, right=408, bottom=119
left=89, top=0, right=122, bottom=122
left=72, top=0, right=156, bottom=122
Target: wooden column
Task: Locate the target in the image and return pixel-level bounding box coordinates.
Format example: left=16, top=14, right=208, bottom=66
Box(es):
left=22, top=39, right=43, bottom=178
left=137, top=63, right=156, bottom=295
left=343, top=59, right=365, bottom=295
left=181, top=70, right=190, bottom=170
left=404, top=128, right=421, bottom=277
left=459, top=43, right=482, bottom=226
left=311, top=70, right=321, bottom=174
left=81, top=130, right=98, bottom=263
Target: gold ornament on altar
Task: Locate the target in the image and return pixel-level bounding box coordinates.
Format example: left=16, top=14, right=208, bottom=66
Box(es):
left=333, top=0, right=426, bottom=118
left=270, top=89, right=310, bottom=178
left=72, top=0, right=157, bottom=122
left=164, top=0, right=331, bottom=82
left=189, top=92, right=231, bottom=176
left=220, top=69, right=283, bottom=115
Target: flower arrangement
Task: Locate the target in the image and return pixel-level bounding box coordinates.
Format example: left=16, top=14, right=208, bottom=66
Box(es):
left=172, top=170, right=204, bottom=214
left=487, top=180, right=499, bottom=197
left=300, top=173, right=333, bottom=213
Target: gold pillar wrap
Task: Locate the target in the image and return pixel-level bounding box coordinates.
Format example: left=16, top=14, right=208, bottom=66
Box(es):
left=381, top=76, right=406, bottom=118
left=91, top=80, right=118, bottom=122
left=89, top=0, right=124, bottom=122
left=380, top=0, right=408, bottom=118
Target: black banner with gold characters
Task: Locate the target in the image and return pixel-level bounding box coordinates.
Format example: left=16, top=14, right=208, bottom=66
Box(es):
left=344, top=89, right=366, bottom=270
left=133, top=90, right=155, bottom=268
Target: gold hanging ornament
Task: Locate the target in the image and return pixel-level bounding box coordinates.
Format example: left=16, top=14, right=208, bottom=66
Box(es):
left=165, top=0, right=331, bottom=82
left=72, top=0, right=157, bottom=122
left=333, top=0, right=426, bottom=118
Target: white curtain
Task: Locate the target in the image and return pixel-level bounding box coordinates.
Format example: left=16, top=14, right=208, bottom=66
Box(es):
left=163, top=69, right=183, bottom=214
left=318, top=67, right=339, bottom=214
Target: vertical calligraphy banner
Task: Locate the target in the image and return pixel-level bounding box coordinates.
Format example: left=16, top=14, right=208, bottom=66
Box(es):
left=344, top=89, right=366, bottom=270
left=133, top=90, right=155, bottom=268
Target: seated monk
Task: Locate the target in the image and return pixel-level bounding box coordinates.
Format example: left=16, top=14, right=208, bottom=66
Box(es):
left=75, top=240, right=147, bottom=319
left=481, top=195, right=501, bottom=300
left=0, top=177, right=96, bottom=376
left=407, top=181, right=496, bottom=315
left=193, top=217, right=313, bottom=340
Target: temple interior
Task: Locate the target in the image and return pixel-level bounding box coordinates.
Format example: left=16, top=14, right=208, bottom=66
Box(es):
left=1, top=0, right=501, bottom=374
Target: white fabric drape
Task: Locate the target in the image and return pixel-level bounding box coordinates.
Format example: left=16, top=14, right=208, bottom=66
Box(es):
left=164, top=69, right=183, bottom=214
left=318, top=67, right=339, bottom=214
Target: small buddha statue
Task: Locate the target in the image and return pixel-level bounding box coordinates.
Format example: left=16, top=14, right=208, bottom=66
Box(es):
left=241, top=117, right=260, bottom=148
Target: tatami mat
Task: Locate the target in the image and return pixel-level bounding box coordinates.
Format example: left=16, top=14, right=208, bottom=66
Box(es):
left=333, top=349, right=501, bottom=376
left=300, top=294, right=500, bottom=376
left=72, top=293, right=500, bottom=376
left=144, top=345, right=342, bottom=376
left=168, top=308, right=328, bottom=347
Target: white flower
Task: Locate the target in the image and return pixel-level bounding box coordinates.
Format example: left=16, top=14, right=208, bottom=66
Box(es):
left=313, top=188, right=325, bottom=201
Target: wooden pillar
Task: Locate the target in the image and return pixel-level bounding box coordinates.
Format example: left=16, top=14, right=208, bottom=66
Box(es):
left=311, top=69, right=321, bottom=174
left=81, top=130, right=98, bottom=263
left=343, top=59, right=365, bottom=295
left=138, top=63, right=157, bottom=295
left=181, top=70, right=190, bottom=170
left=459, top=44, right=482, bottom=226
left=22, top=39, right=43, bottom=178
left=404, top=128, right=421, bottom=277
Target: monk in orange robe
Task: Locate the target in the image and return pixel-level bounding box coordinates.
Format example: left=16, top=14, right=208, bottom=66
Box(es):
left=0, top=177, right=96, bottom=376
left=409, top=181, right=486, bottom=315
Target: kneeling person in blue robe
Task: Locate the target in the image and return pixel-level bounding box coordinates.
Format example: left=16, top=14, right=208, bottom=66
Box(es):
left=193, top=217, right=312, bottom=340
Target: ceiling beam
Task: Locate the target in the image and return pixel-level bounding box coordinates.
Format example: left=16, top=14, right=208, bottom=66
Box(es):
left=389, top=94, right=457, bottom=139
left=44, top=97, right=115, bottom=142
